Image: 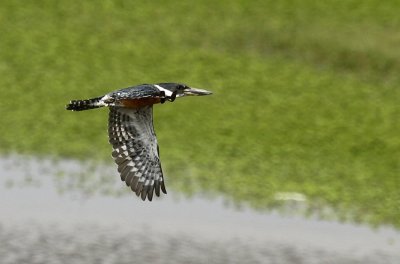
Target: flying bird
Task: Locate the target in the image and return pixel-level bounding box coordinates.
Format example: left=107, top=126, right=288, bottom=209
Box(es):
left=66, top=83, right=212, bottom=201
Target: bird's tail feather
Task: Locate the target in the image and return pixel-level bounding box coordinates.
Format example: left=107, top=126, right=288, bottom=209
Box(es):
left=66, top=96, right=104, bottom=111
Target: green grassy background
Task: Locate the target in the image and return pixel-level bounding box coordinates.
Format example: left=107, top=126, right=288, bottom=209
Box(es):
left=0, top=1, right=399, bottom=228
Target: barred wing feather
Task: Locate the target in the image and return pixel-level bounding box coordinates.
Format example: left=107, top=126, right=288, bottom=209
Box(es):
left=108, top=106, right=166, bottom=201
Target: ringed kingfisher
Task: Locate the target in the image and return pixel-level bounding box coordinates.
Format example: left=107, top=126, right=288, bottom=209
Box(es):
left=66, top=83, right=212, bottom=201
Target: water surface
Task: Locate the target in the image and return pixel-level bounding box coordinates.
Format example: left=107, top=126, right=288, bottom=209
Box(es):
left=1, top=155, right=399, bottom=263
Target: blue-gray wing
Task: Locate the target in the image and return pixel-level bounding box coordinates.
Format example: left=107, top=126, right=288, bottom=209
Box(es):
left=108, top=84, right=162, bottom=100
left=108, top=106, right=166, bottom=201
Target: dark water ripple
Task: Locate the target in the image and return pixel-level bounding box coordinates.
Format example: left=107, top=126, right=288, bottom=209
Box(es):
left=1, top=223, right=398, bottom=264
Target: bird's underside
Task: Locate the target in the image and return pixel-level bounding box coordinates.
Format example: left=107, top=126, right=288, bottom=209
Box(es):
left=66, top=83, right=212, bottom=201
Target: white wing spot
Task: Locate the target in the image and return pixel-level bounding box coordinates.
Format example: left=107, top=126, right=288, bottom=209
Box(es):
left=154, top=84, right=173, bottom=97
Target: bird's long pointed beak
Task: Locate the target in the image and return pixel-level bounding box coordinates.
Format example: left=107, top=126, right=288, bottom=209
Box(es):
left=183, top=87, right=213, bottom=96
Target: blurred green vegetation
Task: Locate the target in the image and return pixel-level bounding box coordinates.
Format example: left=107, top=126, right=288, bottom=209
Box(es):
left=0, top=1, right=399, bottom=228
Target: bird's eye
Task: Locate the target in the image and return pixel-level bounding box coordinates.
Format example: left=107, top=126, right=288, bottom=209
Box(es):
left=177, top=85, right=185, bottom=90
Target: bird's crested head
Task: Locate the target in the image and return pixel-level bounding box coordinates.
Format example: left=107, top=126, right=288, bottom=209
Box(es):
left=155, top=83, right=212, bottom=98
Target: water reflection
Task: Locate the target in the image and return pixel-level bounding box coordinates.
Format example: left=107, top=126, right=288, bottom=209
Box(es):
left=1, top=155, right=400, bottom=263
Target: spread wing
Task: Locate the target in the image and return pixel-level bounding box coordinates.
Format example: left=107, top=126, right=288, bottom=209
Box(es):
left=108, top=106, right=166, bottom=201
